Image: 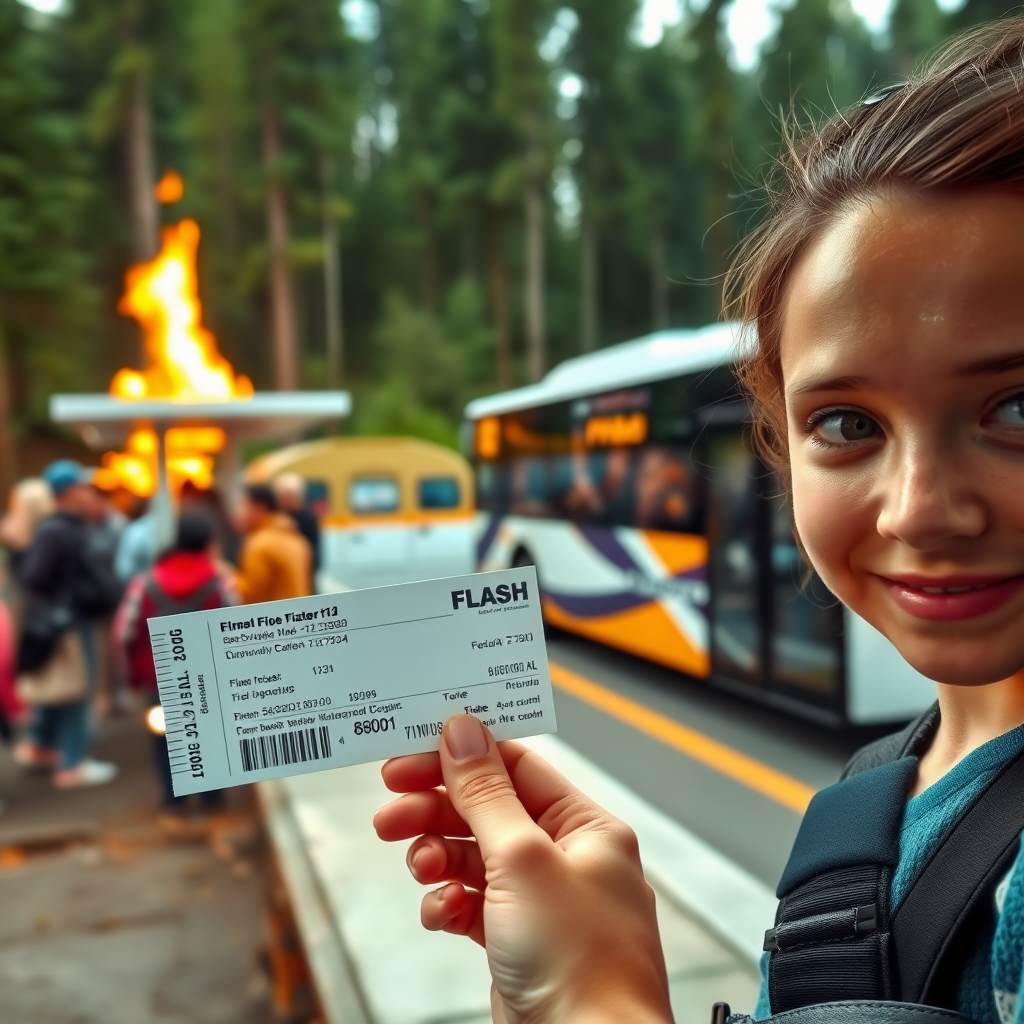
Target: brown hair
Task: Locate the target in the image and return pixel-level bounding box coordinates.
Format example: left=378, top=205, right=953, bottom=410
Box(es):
left=725, top=17, right=1024, bottom=483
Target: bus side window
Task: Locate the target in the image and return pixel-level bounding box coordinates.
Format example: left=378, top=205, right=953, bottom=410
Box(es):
left=576, top=443, right=703, bottom=532
left=350, top=477, right=399, bottom=514
left=305, top=479, right=330, bottom=518
left=419, top=477, right=460, bottom=510
left=547, top=455, right=576, bottom=519
left=476, top=463, right=511, bottom=516
left=510, top=457, right=550, bottom=517
left=633, top=445, right=704, bottom=533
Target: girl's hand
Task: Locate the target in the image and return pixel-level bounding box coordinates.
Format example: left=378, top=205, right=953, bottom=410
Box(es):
left=373, top=715, right=673, bottom=1024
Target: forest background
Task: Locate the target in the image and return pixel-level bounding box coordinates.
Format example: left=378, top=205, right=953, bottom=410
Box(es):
left=0, top=0, right=1013, bottom=493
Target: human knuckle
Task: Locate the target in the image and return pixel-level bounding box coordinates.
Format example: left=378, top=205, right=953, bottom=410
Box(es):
left=497, top=831, right=549, bottom=869
left=605, top=818, right=641, bottom=859
left=455, top=770, right=513, bottom=809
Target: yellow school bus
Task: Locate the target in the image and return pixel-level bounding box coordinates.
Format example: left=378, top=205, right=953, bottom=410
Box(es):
left=245, top=436, right=475, bottom=590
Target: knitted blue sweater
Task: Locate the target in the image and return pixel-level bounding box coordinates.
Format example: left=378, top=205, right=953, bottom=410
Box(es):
left=754, top=724, right=1024, bottom=1022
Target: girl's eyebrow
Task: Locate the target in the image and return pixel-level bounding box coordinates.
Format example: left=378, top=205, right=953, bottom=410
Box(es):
left=788, top=374, right=867, bottom=398
left=787, top=351, right=1024, bottom=399
left=957, top=351, right=1024, bottom=376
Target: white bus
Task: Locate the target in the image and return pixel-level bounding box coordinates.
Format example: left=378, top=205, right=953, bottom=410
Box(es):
left=464, top=323, right=935, bottom=726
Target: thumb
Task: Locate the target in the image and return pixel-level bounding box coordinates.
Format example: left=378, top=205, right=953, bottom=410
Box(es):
left=440, top=715, right=541, bottom=861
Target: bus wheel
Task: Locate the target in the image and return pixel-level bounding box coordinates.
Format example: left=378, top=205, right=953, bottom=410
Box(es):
left=511, top=546, right=534, bottom=571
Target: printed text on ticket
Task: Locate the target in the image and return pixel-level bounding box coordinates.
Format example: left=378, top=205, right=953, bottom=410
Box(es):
left=150, top=567, right=556, bottom=795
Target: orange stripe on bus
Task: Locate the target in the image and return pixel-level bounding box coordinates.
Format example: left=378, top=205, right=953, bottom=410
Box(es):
left=543, top=598, right=710, bottom=678
left=639, top=531, right=708, bottom=576
left=321, top=511, right=475, bottom=528
left=549, top=661, right=815, bottom=816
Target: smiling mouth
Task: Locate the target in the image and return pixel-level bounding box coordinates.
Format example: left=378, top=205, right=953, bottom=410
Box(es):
left=877, top=572, right=1024, bottom=621
left=916, top=581, right=1015, bottom=594
left=884, top=574, right=1024, bottom=592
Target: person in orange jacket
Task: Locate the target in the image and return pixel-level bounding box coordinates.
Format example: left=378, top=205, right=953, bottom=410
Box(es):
left=234, top=484, right=313, bottom=604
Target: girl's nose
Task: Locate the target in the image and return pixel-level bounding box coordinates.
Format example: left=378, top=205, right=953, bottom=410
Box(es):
left=875, top=439, right=987, bottom=550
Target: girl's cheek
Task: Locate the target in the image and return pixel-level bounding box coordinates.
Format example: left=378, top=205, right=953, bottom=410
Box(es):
left=791, top=460, right=871, bottom=605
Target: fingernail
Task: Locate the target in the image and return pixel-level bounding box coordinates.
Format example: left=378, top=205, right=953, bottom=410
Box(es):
left=444, top=715, right=488, bottom=761
left=410, top=845, right=428, bottom=875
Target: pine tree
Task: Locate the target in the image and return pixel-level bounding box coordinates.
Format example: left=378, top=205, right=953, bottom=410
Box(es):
left=240, top=0, right=357, bottom=391
left=492, top=0, right=554, bottom=382
left=0, top=0, right=97, bottom=492
left=567, top=0, right=640, bottom=351
left=630, top=36, right=701, bottom=330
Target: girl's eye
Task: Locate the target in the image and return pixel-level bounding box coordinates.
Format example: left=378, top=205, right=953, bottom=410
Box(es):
left=811, top=411, right=881, bottom=446
left=987, top=393, right=1024, bottom=430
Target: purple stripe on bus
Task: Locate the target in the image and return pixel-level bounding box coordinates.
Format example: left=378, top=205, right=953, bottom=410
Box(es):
left=673, top=564, right=709, bottom=581
left=477, top=514, right=501, bottom=564
left=575, top=524, right=639, bottom=573
left=545, top=589, right=651, bottom=618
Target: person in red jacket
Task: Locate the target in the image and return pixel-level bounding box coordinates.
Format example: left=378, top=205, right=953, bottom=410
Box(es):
left=114, top=512, right=237, bottom=819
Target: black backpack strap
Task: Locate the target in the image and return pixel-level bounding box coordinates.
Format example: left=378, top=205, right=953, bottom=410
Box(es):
left=842, top=704, right=940, bottom=780
left=766, top=702, right=1024, bottom=1017
left=765, top=757, right=918, bottom=1013
left=892, top=746, right=1024, bottom=1004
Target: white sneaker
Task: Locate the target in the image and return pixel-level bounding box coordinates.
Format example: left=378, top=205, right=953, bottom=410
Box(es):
left=53, top=760, right=118, bottom=789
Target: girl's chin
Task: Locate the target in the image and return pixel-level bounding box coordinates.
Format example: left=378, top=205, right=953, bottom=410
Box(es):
left=889, top=639, right=1024, bottom=688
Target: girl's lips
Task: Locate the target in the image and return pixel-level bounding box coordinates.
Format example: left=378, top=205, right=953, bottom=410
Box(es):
left=880, top=573, right=1024, bottom=621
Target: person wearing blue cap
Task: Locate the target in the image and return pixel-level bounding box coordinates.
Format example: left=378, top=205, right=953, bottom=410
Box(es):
left=13, top=460, right=120, bottom=787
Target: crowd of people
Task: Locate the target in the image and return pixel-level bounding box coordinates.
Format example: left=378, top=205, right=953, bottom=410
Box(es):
left=0, top=461, right=319, bottom=823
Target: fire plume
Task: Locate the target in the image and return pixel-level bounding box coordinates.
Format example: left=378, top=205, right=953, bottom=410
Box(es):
left=104, top=217, right=253, bottom=496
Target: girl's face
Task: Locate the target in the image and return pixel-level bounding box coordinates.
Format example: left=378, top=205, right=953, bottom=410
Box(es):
left=781, top=189, right=1024, bottom=687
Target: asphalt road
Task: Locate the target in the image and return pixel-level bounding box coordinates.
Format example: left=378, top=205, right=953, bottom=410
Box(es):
left=546, top=631, right=890, bottom=888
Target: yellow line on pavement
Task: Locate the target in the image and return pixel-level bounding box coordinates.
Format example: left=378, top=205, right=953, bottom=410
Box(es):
left=549, top=661, right=815, bottom=815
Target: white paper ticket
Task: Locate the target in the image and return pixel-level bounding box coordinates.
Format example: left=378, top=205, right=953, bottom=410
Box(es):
left=150, top=566, right=555, bottom=796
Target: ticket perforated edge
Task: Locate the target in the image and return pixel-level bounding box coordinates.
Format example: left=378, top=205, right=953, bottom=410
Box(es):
left=149, top=566, right=556, bottom=795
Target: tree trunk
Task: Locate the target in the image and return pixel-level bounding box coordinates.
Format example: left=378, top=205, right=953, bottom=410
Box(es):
left=524, top=178, right=545, bottom=382
left=261, top=99, right=299, bottom=392
left=651, top=221, right=669, bottom=331
left=320, top=155, right=343, bottom=389
left=415, top=186, right=438, bottom=312
left=125, top=69, right=158, bottom=262
left=486, top=209, right=511, bottom=390
left=580, top=207, right=597, bottom=352
left=523, top=102, right=546, bottom=383
left=0, top=296, right=18, bottom=503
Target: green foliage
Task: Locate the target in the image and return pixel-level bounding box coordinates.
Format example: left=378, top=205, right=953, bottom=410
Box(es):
left=0, top=0, right=1014, bottom=448
left=889, top=0, right=946, bottom=75
left=567, top=0, right=641, bottom=217
left=758, top=0, right=878, bottom=121
left=0, top=0, right=99, bottom=425
left=354, top=277, right=495, bottom=448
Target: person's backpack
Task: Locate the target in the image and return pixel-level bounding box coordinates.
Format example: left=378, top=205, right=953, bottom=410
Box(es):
left=70, top=545, right=123, bottom=619
left=124, top=571, right=224, bottom=691
left=713, top=1002, right=978, bottom=1023
left=712, top=704, right=1024, bottom=1024
left=16, top=599, right=74, bottom=674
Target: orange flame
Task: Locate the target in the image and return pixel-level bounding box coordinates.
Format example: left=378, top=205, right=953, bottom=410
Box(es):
left=104, top=216, right=253, bottom=497
left=154, top=170, right=184, bottom=204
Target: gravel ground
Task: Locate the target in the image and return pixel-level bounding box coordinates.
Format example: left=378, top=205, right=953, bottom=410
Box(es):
left=0, top=710, right=278, bottom=1024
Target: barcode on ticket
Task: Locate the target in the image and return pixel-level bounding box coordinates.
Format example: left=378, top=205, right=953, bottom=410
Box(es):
left=239, top=726, right=332, bottom=773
